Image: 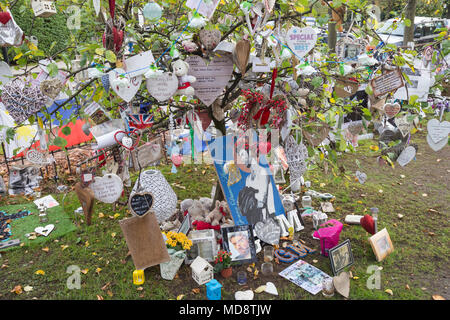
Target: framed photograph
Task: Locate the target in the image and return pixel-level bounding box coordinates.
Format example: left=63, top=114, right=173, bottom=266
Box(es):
left=221, top=225, right=257, bottom=264
left=336, top=38, right=367, bottom=63
left=369, top=228, right=394, bottom=262
left=329, top=239, right=354, bottom=275
left=177, top=213, right=191, bottom=235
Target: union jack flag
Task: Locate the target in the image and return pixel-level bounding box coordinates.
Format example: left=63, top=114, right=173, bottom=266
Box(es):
left=127, top=114, right=154, bottom=130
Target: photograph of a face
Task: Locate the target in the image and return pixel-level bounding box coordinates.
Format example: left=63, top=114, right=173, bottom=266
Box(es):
left=344, top=44, right=360, bottom=61
left=222, top=225, right=257, bottom=264
left=329, top=239, right=354, bottom=275
left=369, top=228, right=394, bottom=262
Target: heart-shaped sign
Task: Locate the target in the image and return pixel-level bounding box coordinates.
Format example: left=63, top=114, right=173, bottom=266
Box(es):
left=129, top=192, right=153, bottom=217
left=395, top=116, right=412, bottom=137
left=355, top=170, right=367, bottom=184
left=384, top=102, right=401, bottom=119
left=35, top=224, right=55, bottom=237
left=360, top=214, right=375, bottom=235
left=114, top=130, right=140, bottom=151
left=199, top=29, right=221, bottom=51
left=347, top=122, right=363, bottom=136
left=333, top=271, right=350, bottom=298
left=90, top=173, right=123, bottom=204
left=234, top=39, right=251, bottom=75
left=171, top=154, right=183, bottom=167
left=427, top=119, right=450, bottom=144
left=109, top=69, right=142, bottom=102
left=26, top=149, right=51, bottom=166
left=286, top=26, right=317, bottom=58
left=397, top=146, right=416, bottom=167
left=185, top=55, right=234, bottom=106
left=264, top=282, right=278, bottom=295
left=254, top=218, right=281, bottom=245
left=146, top=72, right=178, bottom=102
left=235, top=290, right=254, bottom=300
left=427, top=133, right=448, bottom=151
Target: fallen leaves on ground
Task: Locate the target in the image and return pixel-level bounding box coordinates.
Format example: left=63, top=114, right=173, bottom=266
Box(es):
left=60, top=245, right=69, bottom=250
left=11, top=285, right=22, bottom=294
left=101, top=282, right=111, bottom=291
left=95, top=267, right=102, bottom=274
left=254, top=285, right=266, bottom=293
left=191, top=288, right=200, bottom=294
left=432, top=295, right=445, bottom=300
left=41, top=247, right=49, bottom=252
left=24, top=286, right=33, bottom=292
left=35, top=270, right=45, bottom=275
left=81, top=268, right=89, bottom=274
left=136, top=286, right=144, bottom=291
left=98, top=212, right=105, bottom=218
left=385, top=289, right=393, bottom=296
left=177, top=294, right=185, bottom=300
left=97, top=295, right=104, bottom=300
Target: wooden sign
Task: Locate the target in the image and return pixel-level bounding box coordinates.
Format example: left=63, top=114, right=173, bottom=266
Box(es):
left=146, top=72, right=178, bottom=102
left=129, top=192, right=154, bottom=217
left=90, top=173, right=123, bottom=203
left=334, top=78, right=359, bottom=98
left=370, top=69, right=404, bottom=98
left=186, top=55, right=234, bottom=106
left=74, top=182, right=95, bottom=225
left=286, top=27, right=317, bottom=58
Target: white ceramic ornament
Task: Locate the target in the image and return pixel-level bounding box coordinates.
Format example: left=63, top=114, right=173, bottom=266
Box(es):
left=253, top=218, right=281, bottom=245
left=286, top=27, right=317, bottom=58
left=427, top=119, right=450, bottom=146
left=26, top=149, right=53, bottom=166
left=235, top=290, right=254, bottom=300
left=121, top=136, right=133, bottom=149
left=146, top=72, right=178, bottom=102
left=397, top=146, right=416, bottom=167
left=90, top=173, right=124, bottom=203
left=426, top=133, right=448, bottom=151
left=35, top=224, right=55, bottom=237
left=109, top=69, right=142, bottom=102
left=143, top=2, right=162, bottom=22
left=264, top=282, right=278, bottom=295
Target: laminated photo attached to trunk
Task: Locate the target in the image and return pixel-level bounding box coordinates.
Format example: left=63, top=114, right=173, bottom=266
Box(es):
left=8, top=166, right=41, bottom=196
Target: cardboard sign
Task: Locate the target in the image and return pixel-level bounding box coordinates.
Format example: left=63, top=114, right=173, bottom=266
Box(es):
left=370, top=69, right=404, bottom=98
left=146, top=72, right=178, bottom=102
left=90, top=173, right=123, bottom=204
left=124, top=51, right=155, bottom=77
left=129, top=192, right=153, bottom=217
left=186, top=55, right=234, bottom=106
left=186, top=0, right=220, bottom=19
left=109, top=69, right=142, bottom=102
left=334, top=78, right=359, bottom=98
left=286, top=27, right=317, bottom=58
left=119, top=213, right=170, bottom=270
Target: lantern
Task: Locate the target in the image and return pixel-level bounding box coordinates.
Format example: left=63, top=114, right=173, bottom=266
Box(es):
left=205, top=279, right=222, bottom=300
left=190, top=256, right=214, bottom=286
left=133, top=270, right=145, bottom=285
left=31, top=0, right=57, bottom=18
left=143, top=1, right=162, bottom=23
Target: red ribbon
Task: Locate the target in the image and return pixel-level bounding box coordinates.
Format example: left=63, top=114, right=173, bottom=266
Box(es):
left=108, top=0, right=115, bottom=19
left=270, top=67, right=278, bottom=99
left=178, top=82, right=191, bottom=90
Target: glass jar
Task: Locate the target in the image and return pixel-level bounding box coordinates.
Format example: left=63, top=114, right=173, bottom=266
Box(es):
left=322, top=278, right=335, bottom=297
left=263, top=246, right=274, bottom=262
left=261, top=262, right=273, bottom=275
left=302, top=195, right=312, bottom=208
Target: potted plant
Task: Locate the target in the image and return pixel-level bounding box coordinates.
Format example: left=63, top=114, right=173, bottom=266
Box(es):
left=160, top=231, right=193, bottom=280
left=213, top=250, right=233, bottom=278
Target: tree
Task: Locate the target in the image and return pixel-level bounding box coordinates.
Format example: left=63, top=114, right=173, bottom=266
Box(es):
left=403, top=0, right=417, bottom=46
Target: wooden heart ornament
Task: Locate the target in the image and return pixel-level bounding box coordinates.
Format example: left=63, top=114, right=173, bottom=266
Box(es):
left=146, top=72, right=178, bottom=102
left=114, top=130, right=140, bottom=151
left=185, top=55, right=234, bottom=106
left=360, top=214, right=375, bottom=235
left=199, top=29, right=221, bottom=51
left=254, top=218, right=281, bottom=245
left=35, top=224, right=55, bottom=237
left=333, top=271, right=350, bottom=298
left=74, top=182, right=95, bottom=225
left=384, top=102, right=401, bottom=119
left=109, top=69, right=142, bottom=102
left=286, top=26, right=317, bottom=58
left=234, top=39, right=251, bottom=75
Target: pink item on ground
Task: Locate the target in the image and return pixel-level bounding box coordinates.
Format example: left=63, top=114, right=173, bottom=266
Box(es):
left=313, top=219, right=343, bottom=257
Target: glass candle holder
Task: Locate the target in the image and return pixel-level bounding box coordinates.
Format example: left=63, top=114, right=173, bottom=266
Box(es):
left=263, top=246, right=274, bottom=262
left=322, top=278, right=335, bottom=297
left=261, top=262, right=273, bottom=275
left=237, top=271, right=247, bottom=285
left=302, top=195, right=312, bottom=208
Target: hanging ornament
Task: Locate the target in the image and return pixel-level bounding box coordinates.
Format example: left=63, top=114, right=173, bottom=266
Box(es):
left=0, top=11, right=24, bottom=46
left=224, top=161, right=242, bottom=186
left=143, top=1, right=162, bottom=23
left=108, top=0, right=115, bottom=19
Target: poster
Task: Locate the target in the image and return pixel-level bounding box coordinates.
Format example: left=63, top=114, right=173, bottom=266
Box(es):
left=279, top=259, right=332, bottom=295
left=207, top=131, right=285, bottom=226
left=394, top=59, right=432, bottom=102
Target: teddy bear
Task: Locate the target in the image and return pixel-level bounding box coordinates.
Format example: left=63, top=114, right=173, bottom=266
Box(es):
left=205, top=200, right=225, bottom=226
left=172, top=59, right=196, bottom=97
left=187, top=199, right=207, bottom=222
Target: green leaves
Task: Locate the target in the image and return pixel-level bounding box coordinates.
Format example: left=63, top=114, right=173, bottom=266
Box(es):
left=61, top=126, right=72, bottom=136
left=105, top=50, right=117, bottom=63
left=52, top=137, right=68, bottom=148
left=47, top=63, right=59, bottom=77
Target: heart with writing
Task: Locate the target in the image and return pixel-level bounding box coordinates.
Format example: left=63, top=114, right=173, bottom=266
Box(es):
left=254, top=218, right=281, bottom=245
left=397, top=146, right=416, bottom=167
left=395, top=116, right=412, bottom=137
left=35, top=224, right=55, bottom=237
left=286, top=26, right=317, bottom=58
left=109, top=69, right=142, bottom=102
left=129, top=192, right=153, bottom=217
left=199, top=29, right=221, bottom=51
left=186, top=55, right=234, bottom=106
left=146, top=72, right=178, bottom=102
left=427, top=119, right=450, bottom=145
left=333, top=271, right=350, bottom=298
left=426, top=133, right=448, bottom=152
left=90, top=173, right=124, bottom=204
left=384, top=102, right=401, bottom=119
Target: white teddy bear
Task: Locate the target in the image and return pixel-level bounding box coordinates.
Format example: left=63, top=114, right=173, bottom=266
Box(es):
left=172, top=59, right=196, bottom=97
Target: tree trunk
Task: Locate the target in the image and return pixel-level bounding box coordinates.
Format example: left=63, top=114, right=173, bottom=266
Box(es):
left=404, top=0, right=417, bottom=46
left=328, top=9, right=337, bottom=53
left=210, top=105, right=226, bottom=208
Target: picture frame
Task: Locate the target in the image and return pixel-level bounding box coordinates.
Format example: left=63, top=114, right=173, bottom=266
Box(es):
left=221, top=225, right=257, bottom=265
left=328, top=239, right=354, bottom=275
left=336, top=38, right=367, bottom=63
left=368, top=228, right=394, bottom=262
left=177, top=213, right=191, bottom=235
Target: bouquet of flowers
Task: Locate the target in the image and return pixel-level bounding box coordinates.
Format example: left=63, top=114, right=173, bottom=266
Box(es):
left=213, top=250, right=232, bottom=273
left=163, top=231, right=193, bottom=251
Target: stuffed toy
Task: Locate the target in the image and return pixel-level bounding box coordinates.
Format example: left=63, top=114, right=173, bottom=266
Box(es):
left=172, top=59, right=196, bottom=97
left=199, top=197, right=213, bottom=212
left=181, top=198, right=194, bottom=213
left=0, top=11, right=24, bottom=47
left=187, top=199, right=207, bottom=222
left=205, top=200, right=224, bottom=226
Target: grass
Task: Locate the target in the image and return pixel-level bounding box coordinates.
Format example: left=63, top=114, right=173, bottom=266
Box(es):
left=0, top=132, right=448, bottom=300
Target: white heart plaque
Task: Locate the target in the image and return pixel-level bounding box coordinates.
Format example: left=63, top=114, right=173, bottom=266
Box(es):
left=146, top=72, right=178, bottom=102
left=426, top=133, right=448, bottom=151
left=122, top=136, right=133, bottom=149
left=185, top=55, right=234, bottom=106
left=286, top=27, right=317, bottom=58
left=264, top=282, right=278, bottom=295
left=397, top=146, right=416, bottom=167
left=333, top=271, right=350, bottom=298
left=90, top=173, right=124, bottom=203
left=395, top=116, right=412, bottom=137
left=235, top=290, right=254, bottom=300
left=254, top=218, right=281, bottom=245
left=35, top=224, right=55, bottom=237
left=427, top=119, right=450, bottom=144
left=109, top=69, right=142, bottom=102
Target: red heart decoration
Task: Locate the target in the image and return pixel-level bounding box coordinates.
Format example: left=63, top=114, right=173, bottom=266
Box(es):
left=360, top=214, right=375, bottom=235
left=114, top=130, right=140, bottom=151
left=171, top=154, right=183, bottom=167
left=0, top=12, right=11, bottom=25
